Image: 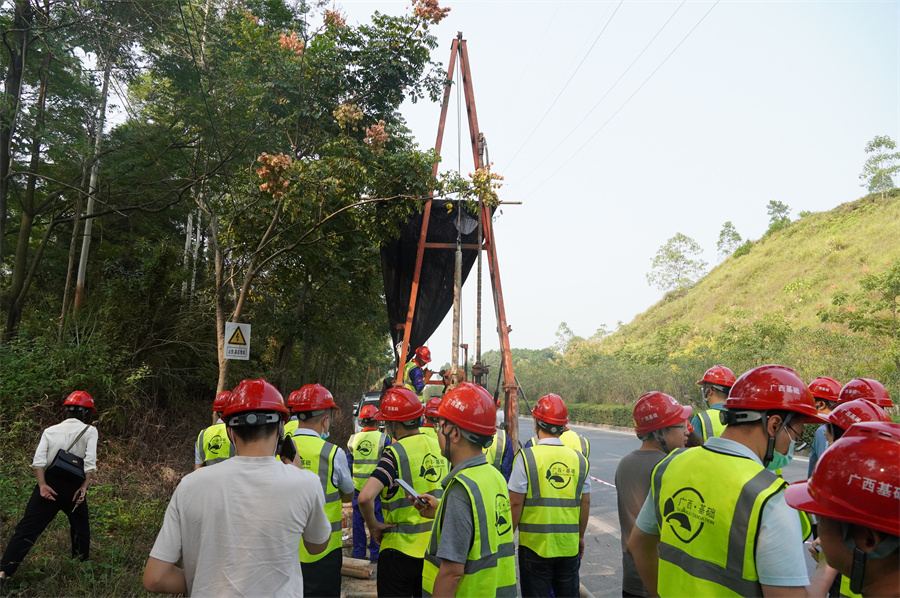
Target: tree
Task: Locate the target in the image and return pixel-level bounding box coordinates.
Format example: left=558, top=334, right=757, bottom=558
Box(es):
left=766, top=200, right=791, bottom=234
left=716, top=221, right=742, bottom=261
left=859, top=135, right=900, bottom=199
left=646, top=233, right=707, bottom=293
left=819, top=259, right=900, bottom=370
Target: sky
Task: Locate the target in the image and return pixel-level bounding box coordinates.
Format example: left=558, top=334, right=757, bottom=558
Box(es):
left=343, top=0, right=900, bottom=365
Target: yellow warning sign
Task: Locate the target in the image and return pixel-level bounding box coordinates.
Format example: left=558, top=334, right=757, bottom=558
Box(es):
left=228, top=327, right=247, bottom=346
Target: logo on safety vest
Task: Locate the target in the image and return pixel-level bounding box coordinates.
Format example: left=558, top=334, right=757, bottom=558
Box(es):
left=420, top=453, right=443, bottom=483
left=545, top=462, right=574, bottom=490
left=663, top=487, right=714, bottom=544
left=495, top=494, right=512, bottom=536
left=207, top=433, right=225, bottom=453
left=357, top=439, right=373, bottom=457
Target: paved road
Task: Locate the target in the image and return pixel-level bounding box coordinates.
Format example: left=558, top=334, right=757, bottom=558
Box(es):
left=516, top=418, right=816, bottom=597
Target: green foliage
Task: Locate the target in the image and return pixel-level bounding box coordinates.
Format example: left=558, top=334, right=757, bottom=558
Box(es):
left=765, top=200, right=792, bottom=235
left=859, top=135, right=900, bottom=199
left=732, top=239, right=754, bottom=258
left=565, top=403, right=634, bottom=427
left=646, top=233, right=708, bottom=293
left=717, top=221, right=742, bottom=261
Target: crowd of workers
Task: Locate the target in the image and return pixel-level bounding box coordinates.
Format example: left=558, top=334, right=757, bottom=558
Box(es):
left=0, top=350, right=897, bottom=598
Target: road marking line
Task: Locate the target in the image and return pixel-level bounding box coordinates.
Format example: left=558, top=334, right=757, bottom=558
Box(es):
left=588, top=514, right=621, bottom=540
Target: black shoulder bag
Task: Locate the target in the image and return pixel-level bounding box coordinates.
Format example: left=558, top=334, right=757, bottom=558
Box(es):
left=46, top=424, right=91, bottom=482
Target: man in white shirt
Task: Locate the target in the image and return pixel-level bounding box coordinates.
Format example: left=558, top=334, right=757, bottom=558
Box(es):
left=143, top=379, right=331, bottom=597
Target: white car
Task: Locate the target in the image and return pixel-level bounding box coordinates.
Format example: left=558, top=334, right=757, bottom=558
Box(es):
left=352, top=391, right=383, bottom=435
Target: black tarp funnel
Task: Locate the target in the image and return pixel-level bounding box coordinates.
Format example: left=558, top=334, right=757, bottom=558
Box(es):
left=381, top=200, right=484, bottom=364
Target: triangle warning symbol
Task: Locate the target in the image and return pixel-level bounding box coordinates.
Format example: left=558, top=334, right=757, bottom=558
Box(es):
left=228, top=327, right=247, bottom=346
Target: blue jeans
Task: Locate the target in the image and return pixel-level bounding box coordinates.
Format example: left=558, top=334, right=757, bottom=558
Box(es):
left=519, top=544, right=581, bottom=598
left=352, top=490, right=382, bottom=560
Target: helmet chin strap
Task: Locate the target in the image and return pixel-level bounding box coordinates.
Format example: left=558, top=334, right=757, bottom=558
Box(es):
left=652, top=430, right=670, bottom=454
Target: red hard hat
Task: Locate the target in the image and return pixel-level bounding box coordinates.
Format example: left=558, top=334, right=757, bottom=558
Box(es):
left=287, top=383, right=340, bottom=413
left=838, top=378, right=892, bottom=408
left=785, top=422, right=900, bottom=536
left=697, top=365, right=736, bottom=388
left=807, top=377, right=842, bottom=403
left=532, top=393, right=568, bottom=426
left=223, top=378, right=289, bottom=422
left=359, top=404, right=379, bottom=420
left=724, top=365, right=827, bottom=423
left=414, top=346, right=432, bottom=364
left=213, top=391, right=231, bottom=412
left=633, top=392, right=693, bottom=434
left=425, top=396, right=442, bottom=418
left=376, top=387, right=425, bottom=421
left=438, top=382, right=496, bottom=436
left=63, top=391, right=96, bottom=414
left=828, top=399, right=891, bottom=432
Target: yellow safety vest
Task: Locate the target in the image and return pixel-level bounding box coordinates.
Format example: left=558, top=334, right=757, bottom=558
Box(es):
left=349, top=429, right=386, bottom=492
left=484, top=430, right=508, bottom=471
left=697, top=408, right=727, bottom=441
left=422, top=461, right=517, bottom=597
left=403, top=360, right=425, bottom=401
left=560, top=429, right=591, bottom=459
left=651, top=446, right=787, bottom=597
left=284, top=419, right=299, bottom=438
left=518, top=443, right=588, bottom=558
left=293, top=433, right=343, bottom=562
left=530, top=433, right=589, bottom=459
left=419, top=425, right=438, bottom=442
left=196, top=422, right=235, bottom=466
left=381, top=434, right=445, bottom=558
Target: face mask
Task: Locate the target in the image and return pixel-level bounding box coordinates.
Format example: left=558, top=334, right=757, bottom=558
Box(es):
left=766, top=437, right=796, bottom=470
left=320, top=416, right=331, bottom=440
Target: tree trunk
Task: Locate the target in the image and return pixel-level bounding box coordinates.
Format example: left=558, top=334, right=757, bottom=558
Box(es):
left=58, top=163, right=88, bottom=340
left=73, top=60, right=110, bottom=311
left=0, top=0, right=34, bottom=283
left=3, top=34, right=50, bottom=340
left=210, top=211, right=231, bottom=394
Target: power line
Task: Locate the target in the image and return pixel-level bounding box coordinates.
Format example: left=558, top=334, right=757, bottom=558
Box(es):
left=520, top=0, right=721, bottom=203
left=509, top=0, right=687, bottom=190
left=502, top=0, right=625, bottom=172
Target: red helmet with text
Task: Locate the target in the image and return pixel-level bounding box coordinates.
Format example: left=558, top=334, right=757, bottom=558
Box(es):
left=63, top=391, right=96, bottom=414
left=287, top=383, right=340, bottom=417
left=213, top=391, right=231, bottom=413
left=438, top=382, right=496, bottom=436
left=634, top=392, right=693, bottom=434
left=785, top=422, right=900, bottom=536
left=223, top=378, right=289, bottom=423
left=807, top=377, right=842, bottom=403
left=358, top=404, right=379, bottom=421
left=376, top=387, right=425, bottom=422
left=696, top=365, right=736, bottom=388
left=532, top=393, right=569, bottom=428
left=838, top=378, right=893, bottom=408
left=414, top=346, right=432, bottom=364
left=828, top=399, right=891, bottom=432
left=425, top=396, right=442, bottom=418
left=724, top=365, right=827, bottom=423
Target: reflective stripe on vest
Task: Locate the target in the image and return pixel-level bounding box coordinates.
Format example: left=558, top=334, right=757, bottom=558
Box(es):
left=698, top=409, right=727, bottom=441
left=422, top=463, right=517, bottom=597
left=196, top=423, right=235, bottom=466
left=381, top=434, right=445, bottom=558
left=484, top=430, right=507, bottom=471
left=403, top=361, right=424, bottom=399
left=651, top=446, right=786, bottom=598
left=560, top=429, right=590, bottom=459
left=518, top=444, right=588, bottom=557
left=350, top=430, right=386, bottom=492
left=294, top=434, right=343, bottom=562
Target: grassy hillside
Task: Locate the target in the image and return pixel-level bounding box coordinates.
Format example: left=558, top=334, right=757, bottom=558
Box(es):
left=618, top=191, right=900, bottom=343
left=515, top=190, right=900, bottom=414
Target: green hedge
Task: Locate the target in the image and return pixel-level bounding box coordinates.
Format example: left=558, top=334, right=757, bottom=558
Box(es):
left=565, top=403, right=634, bottom=428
